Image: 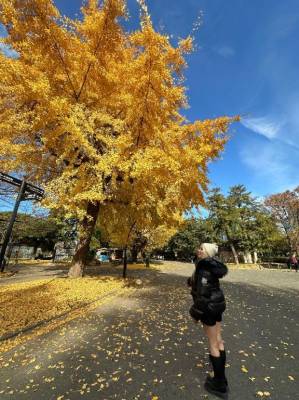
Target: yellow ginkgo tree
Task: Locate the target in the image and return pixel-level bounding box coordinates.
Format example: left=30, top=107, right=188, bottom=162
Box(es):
left=0, top=0, right=238, bottom=277
left=98, top=188, right=181, bottom=277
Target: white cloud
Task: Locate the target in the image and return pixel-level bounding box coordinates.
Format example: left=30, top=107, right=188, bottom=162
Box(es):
left=240, top=141, right=299, bottom=193
left=215, top=45, right=235, bottom=58
left=268, top=10, right=299, bottom=40
left=239, top=111, right=299, bottom=195
left=241, top=116, right=282, bottom=140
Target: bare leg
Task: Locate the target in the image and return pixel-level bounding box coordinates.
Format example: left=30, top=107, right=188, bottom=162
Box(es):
left=216, top=322, right=225, bottom=351
left=203, top=324, right=220, bottom=357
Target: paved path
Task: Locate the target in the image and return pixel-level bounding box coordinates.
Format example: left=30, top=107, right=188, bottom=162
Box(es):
left=0, top=262, right=68, bottom=285
left=0, top=262, right=298, bottom=399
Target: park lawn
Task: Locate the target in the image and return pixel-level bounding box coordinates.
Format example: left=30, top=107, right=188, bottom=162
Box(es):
left=0, top=276, right=126, bottom=339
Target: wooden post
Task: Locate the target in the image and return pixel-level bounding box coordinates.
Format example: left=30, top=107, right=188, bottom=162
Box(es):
left=0, top=179, right=26, bottom=272
left=123, top=248, right=127, bottom=279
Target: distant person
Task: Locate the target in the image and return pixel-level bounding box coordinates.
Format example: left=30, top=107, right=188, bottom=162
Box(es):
left=288, top=253, right=298, bottom=272
left=187, top=243, right=229, bottom=399
left=292, top=253, right=298, bottom=272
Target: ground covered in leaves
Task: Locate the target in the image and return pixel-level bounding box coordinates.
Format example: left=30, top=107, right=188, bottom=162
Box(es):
left=0, top=262, right=298, bottom=399
left=0, top=276, right=126, bottom=340
left=0, top=271, right=16, bottom=278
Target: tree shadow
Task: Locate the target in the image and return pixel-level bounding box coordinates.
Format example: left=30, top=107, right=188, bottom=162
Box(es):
left=1, top=266, right=299, bottom=399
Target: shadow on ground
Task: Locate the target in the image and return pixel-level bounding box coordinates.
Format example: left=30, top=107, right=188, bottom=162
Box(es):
left=0, top=266, right=298, bottom=400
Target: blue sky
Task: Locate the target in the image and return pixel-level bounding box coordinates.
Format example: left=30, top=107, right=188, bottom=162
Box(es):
left=49, top=0, right=299, bottom=197
left=1, top=0, right=299, bottom=213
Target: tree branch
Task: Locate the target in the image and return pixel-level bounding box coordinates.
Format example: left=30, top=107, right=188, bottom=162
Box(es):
left=33, top=5, right=79, bottom=100
left=136, top=57, right=152, bottom=147
left=76, top=15, right=109, bottom=101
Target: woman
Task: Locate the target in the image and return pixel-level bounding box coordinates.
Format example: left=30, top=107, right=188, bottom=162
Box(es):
left=187, top=243, right=229, bottom=399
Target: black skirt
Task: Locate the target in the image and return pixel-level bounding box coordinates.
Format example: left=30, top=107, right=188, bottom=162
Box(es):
left=199, top=312, right=222, bottom=326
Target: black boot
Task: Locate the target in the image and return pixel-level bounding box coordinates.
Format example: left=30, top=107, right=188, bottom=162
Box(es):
left=205, top=354, right=228, bottom=399
left=208, top=351, right=229, bottom=387
left=220, top=349, right=228, bottom=387
left=220, top=349, right=226, bottom=364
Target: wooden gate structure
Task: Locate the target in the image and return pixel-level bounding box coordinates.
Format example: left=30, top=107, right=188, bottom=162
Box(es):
left=0, top=172, right=44, bottom=272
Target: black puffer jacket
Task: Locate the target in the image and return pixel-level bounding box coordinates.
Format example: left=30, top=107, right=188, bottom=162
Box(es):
left=188, top=257, right=228, bottom=321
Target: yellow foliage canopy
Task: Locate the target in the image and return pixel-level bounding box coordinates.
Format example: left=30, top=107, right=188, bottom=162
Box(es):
left=0, top=0, right=238, bottom=223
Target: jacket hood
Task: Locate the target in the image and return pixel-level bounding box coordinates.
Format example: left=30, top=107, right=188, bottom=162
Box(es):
left=197, top=257, right=228, bottom=278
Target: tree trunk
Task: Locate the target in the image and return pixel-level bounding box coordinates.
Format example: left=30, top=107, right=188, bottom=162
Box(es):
left=33, top=244, right=39, bottom=257
left=230, top=243, right=239, bottom=264
left=130, top=247, right=138, bottom=263
left=145, top=254, right=150, bottom=268
left=253, top=251, right=258, bottom=263
left=68, top=201, right=100, bottom=278
left=286, top=234, right=293, bottom=255
left=244, top=251, right=253, bottom=263
left=52, top=244, right=57, bottom=263
left=123, top=248, right=127, bottom=279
